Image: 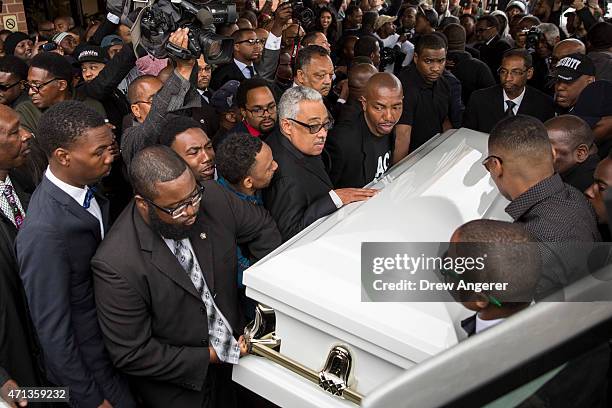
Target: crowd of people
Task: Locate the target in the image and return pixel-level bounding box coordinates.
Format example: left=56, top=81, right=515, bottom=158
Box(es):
left=0, top=0, right=611, bottom=406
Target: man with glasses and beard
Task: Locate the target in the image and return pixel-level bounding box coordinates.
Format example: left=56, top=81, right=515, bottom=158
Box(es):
left=91, top=145, right=281, bottom=408
left=227, top=78, right=277, bottom=144
left=263, top=86, right=377, bottom=242
left=463, top=49, right=555, bottom=133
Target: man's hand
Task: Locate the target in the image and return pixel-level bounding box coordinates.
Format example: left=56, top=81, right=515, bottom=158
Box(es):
left=97, top=399, right=113, bottom=408
left=168, top=28, right=196, bottom=80
left=334, top=188, right=378, bottom=205
left=0, top=379, right=27, bottom=408
left=271, top=2, right=293, bottom=36
left=238, top=335, right=249, bottom=356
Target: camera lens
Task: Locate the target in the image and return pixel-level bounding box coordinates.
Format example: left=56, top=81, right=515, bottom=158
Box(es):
left=208, top=40, right=222, bottom=58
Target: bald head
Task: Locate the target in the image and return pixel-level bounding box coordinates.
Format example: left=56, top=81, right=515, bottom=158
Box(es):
left=348, top=63, right=378, bottom=100
left=545, top=115, right=594, bottom=174
left=128, top=75, right=162, bottom=104
left=552, top=39, right=586, bottom=65
left=365, top=72, right=402, bottom=95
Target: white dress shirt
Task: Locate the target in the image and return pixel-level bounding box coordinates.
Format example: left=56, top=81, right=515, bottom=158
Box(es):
left=234, top=58, right=256, bottom=79
left=503, top=87, right=526, bottom=115
left=45, top=167, right=104, bottom=238
left=475, top=315, right=505, bottom=334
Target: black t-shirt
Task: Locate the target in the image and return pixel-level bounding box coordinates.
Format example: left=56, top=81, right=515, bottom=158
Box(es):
left=366, top=132, right=392, bottom=183
left=398, top=65, right=450, bottom=151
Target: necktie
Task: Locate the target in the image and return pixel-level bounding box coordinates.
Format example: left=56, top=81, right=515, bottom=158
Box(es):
left=83, top=186, right=96, bottom=209
left=174, top=240, right=240, bottom=364
left=2, top=185, right=24, bottom=229
left=505, top=100, right=516, bottom=117
left=202, top=89, right=212, bottom=103
left=246, top=65, right=255, bottom=79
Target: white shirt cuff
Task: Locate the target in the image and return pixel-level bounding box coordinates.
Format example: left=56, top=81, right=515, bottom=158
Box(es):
left=107, top=12, right=120, bottom=24
left=337, top=98, right=346, bottom=104
left=329, top=190, right=343, bottom=209
left=265, top=32, right=282, bottom=51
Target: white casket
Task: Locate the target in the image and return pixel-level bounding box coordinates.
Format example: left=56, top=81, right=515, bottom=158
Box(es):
left=233, top=128, right=511, bottom=407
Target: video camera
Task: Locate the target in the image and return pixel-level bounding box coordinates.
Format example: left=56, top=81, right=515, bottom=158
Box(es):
left=135, top=0, right=237, bottom=64
left=523, top=26, right=542, bottom=54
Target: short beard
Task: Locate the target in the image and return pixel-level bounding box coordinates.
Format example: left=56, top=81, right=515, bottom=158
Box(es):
left=147, top=205, right=197, bottom=241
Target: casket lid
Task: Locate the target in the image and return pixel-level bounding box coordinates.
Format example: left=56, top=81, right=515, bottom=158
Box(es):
left=244, top=128, right=510, bottom=365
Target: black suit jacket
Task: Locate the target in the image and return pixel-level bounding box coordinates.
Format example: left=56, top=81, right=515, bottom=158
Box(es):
left=326, top=111, right=392, bottom=188
left=463, top=85, right=556, bottom=133
left=190, top=94, right=220, bottom=138
left=476, top=35, right=512, bottom=81
left=263, top=129, right=338, bottom=242
left=210, top=61, right=247, bottom=91
left=91, top=181, right=281, bottom=408
left=15, top=175, right=135, bottom=408
left=0, top=175, right=44, bottom=389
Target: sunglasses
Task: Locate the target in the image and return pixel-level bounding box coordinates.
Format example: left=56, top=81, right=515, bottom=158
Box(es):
left=236, top=38, right=264, bottom=46
left=23, top=78, right=58, bottom=93
left=287, top=118, right=334, bottom=134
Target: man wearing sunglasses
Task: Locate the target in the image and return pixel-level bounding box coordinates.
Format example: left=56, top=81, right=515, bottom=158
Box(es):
left=263, top=86, right=377, bottom=242
left=91, top=145, right=281, bottom=408
left=210, top=29, right=263, bottom=90
left=0, top=56, right=28, bottom=109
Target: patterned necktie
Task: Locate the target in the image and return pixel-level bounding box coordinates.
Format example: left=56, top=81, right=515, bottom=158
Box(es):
left=174, top=240, right=240, bottom=364
left=83, top=186, right=96, bottom=209
left=505, top=100, right=516, bottom=117
left=2, top=185, right=24, bottom=229
left=246, top=65, right=255, bottom=79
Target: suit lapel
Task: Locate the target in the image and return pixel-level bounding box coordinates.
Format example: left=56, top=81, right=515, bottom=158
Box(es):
left=461, top=314, right=477, bottom=337
left=133, top=206, right=203, bottom=301
left=188, top=221, right=215, bottom=293
left=516, top=87, right=532, bottom=115
left=95, top=190, right=110, bottom=233
left=42, top=177, right=102, bottom=242
left=280, top=135, right=333, bottom=188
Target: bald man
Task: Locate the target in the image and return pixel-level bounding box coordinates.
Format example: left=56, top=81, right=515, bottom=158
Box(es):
left=326, top=72, right=403, bottom=187
left=551, top=38, right=586, bottom=68
left=545, top=115, right=599, bottom=192
left=336, top=62, right=379, bottom=122
left=485, top=114, right=599, bottom=243
left=127, top=75, right=163, bottom=125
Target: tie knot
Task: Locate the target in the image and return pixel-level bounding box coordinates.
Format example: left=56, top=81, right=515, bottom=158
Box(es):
left=83, top=187, right=96, bottom=209
left=506, top=100, right=516, bottom=109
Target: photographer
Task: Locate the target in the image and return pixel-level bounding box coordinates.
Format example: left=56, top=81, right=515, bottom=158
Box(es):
left=374, top=15, right=414, bottom=74
left=121, top=28, right=202, bottom=169
left=527, top=23, right=560, bottom=94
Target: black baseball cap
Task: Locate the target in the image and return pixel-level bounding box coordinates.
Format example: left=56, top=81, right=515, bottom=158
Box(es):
left=573, top=80, right=612, bottom=127
left=211, top=80, right=240, bottom=113
left=77, top=45, right=108, bottom=64
left=551, top=53, right=596, bottom=82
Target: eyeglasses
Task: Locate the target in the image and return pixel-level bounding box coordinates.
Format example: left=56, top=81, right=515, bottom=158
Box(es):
left=481, top=155, right=503, bottom=172
left=498, top=67, right=528, bottom=77
left=287, top=118, right=334, bottom=134
left=475, top=26, right=493, bottom=34
left=236, top=38, right=264, bottom=46
left=144, top=185, right=205, bottom=219
left=24, top=78, right=58, bottom=93
left=246, top=104, right=277, bottom=117
left=0, top=81, right=22, bottom=92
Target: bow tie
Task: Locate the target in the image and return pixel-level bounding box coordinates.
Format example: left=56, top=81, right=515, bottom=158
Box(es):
left=83, top=186, right=96, bottom=209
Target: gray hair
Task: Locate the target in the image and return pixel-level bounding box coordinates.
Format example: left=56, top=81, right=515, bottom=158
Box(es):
left=538, top=23, right=560, bottom=47
left=278, top=86, right=323, bottom=120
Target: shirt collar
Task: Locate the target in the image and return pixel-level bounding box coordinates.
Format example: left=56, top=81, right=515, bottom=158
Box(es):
left=505, top=173, right=564, bottom=221
left=243, top=120, right=261, bottom=137
left=45, top=166, right=91, bottom=208
left=217, top=176, right=263, bottom=205
left=234, top=58, right=253, bottom=74
left=475, top=314, right=505, bottom=334
left=0, top=174, right=14, bottom=190
left=503, top=87, right=526, bottom=108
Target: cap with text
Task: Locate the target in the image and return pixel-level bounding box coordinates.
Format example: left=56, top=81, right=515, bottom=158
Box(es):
left=551, top=53, right=596, bottom=82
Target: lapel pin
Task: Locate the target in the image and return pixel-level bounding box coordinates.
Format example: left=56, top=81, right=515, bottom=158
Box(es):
left=200, top=233, right=207, bottom=240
